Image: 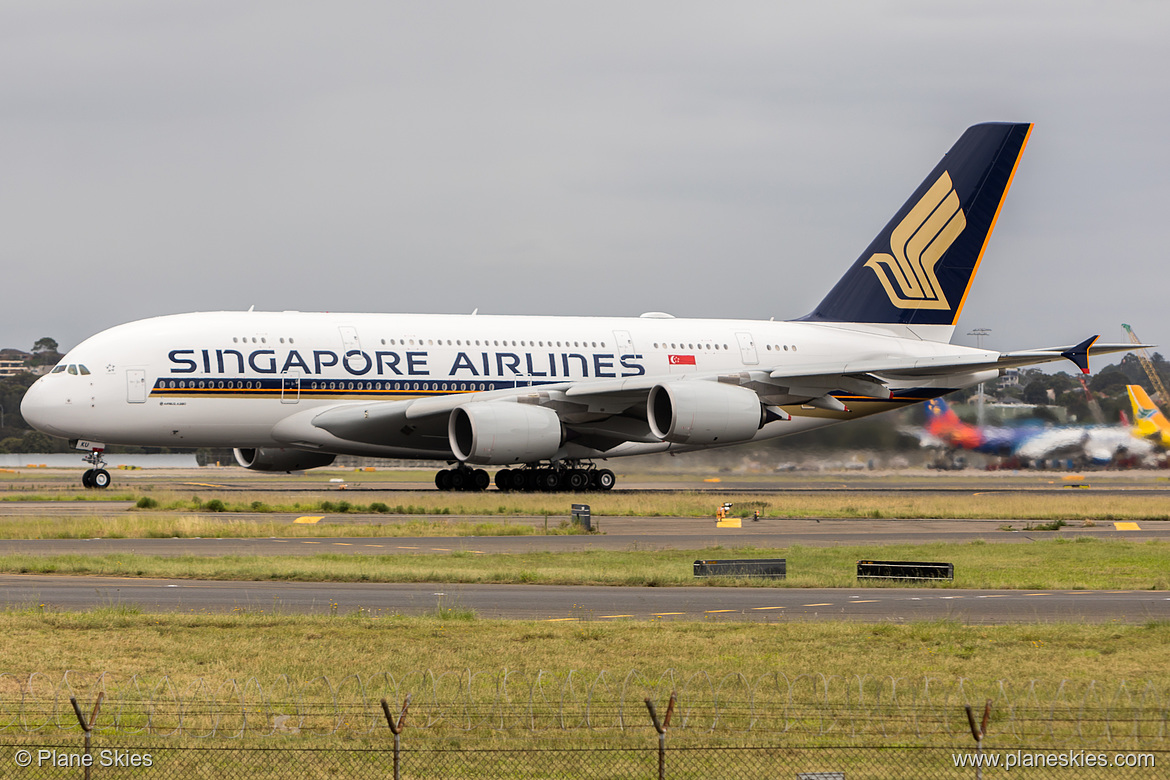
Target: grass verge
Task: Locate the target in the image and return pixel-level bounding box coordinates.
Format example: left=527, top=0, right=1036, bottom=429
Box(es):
left=2, top=538, right=1168, bottom=590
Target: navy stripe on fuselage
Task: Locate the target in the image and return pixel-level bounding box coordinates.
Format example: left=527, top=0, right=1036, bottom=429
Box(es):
left=150, top=377, right=562, bottom=399
left=150, top=378, right=955, bottom=405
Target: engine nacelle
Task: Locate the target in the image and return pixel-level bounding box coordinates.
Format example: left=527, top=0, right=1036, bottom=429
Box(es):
left=449, top=403, right=563, bottom=465
left=648, top=382, right=764, bottom=445
left=233, top=447, right=337, bottom=472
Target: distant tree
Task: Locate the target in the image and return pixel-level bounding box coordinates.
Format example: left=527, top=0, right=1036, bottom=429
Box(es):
left=32, top=337, right=58, bottom=354
left=28, top=337, right=62, bottom=367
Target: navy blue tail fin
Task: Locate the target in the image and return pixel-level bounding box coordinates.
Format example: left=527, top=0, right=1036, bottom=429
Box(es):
left=802, top=122, right=1032, bottom=330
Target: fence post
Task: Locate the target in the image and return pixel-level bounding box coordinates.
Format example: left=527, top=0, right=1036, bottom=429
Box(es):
left=70, top=692, right=103, bottom=780
left=381, top=694, right=411, bottom=780
left=644, top=691, right=676, bottom=780
left=964, top=699, right=991, bottom=780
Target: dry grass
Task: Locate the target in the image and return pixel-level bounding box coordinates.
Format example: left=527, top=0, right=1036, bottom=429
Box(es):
left=0, top=513, right=583, bottom=540
left=3, top=538, right=1168, bottom=590
left=2, top=609, right=1167, bottom=685
left=7, top=487, right=1170, bottom=522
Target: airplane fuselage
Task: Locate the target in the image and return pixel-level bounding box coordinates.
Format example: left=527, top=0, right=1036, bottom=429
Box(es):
left=21, top=310, right=993, bottom=457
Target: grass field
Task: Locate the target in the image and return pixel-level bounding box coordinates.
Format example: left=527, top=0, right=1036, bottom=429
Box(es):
left=3, top=609, right=1166, bottom=695
left=2, top=538, right=1168, bottom=590
left=3, top=488, right=1170, bottom=524
left=3, top=471, right=1170, bottom=762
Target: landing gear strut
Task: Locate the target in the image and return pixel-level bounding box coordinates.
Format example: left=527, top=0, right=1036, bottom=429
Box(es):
left=79, top=446, right=111, bottom=490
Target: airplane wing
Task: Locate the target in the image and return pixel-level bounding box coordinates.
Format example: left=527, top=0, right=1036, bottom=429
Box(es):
left=268, top=336, right=1136, bottom=461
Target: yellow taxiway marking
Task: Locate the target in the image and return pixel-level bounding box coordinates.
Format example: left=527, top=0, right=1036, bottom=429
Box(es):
left=652, top=612, right=686, bottom=616
left=751, top=606, right=785, bottom=610
left=1069, top=591, right=1093, bottom=594
left=802, top=603, right=833, bottom=607
left=302, top=541, right=320, bottom=544
left=183, top=482, right=230, bottom=488
left=293, top=516, right=323, bottom=524
left=545, top=618, right=577, bottom=622
left=1114, top=521, right=1142, bottom=531
left=364, top=544, right=384, bottom=548
left=431, top=548, right=451, bottom=552
left=600, top=615, right=634, bottom=619
left=705, top=609, right=738, bottom=613
left=397, top=546, right=419, bottom=549
left=333, top=543, right=352, bottom=546
left=978, top=594, right=1008, bottom=598
left=1027, top=593, right=1051, bottom=596
left=850, top=600, right=879, bottom=604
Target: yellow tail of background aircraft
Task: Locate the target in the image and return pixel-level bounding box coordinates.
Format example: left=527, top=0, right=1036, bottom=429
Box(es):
left=1127, top=385, right=1170, bottom=448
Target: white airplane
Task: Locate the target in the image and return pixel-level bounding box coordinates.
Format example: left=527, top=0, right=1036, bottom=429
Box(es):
left=21, top=123, right=1136, bottom=491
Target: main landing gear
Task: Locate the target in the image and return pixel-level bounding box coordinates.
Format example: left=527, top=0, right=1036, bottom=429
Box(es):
left=433, top=463, right=616, bottom=493
left=80, top=448, right=111, bottom=490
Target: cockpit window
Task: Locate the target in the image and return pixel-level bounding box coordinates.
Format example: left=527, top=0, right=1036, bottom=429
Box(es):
left=78, top=365, right=90, bottom=375
left=51, top=365, right=66, bottom=374
left=67, top=365, right=78, bottom=375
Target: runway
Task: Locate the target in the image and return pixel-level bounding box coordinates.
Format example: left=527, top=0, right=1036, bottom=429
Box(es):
left=1, top=574, right=1165, bottom=623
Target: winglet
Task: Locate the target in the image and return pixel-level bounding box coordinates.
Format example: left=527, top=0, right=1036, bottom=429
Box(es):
left=1061, top=335, right=1099, bottom=374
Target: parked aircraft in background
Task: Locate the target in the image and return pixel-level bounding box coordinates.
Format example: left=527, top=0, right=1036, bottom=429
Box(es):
left=1128, top=385, right=1170, bottom=448
left=914, top=397, right=1153, bottom=468
left=21, top=123, right=1138, bottom=490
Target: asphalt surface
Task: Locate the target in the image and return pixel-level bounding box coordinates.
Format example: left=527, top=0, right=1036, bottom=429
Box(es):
left=3, top=575, right=1167, bottom=623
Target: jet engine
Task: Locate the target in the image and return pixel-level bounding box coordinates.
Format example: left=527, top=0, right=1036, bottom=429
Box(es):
left=449, top=403, right=563, bottom=465
left=233, top=447, right=337, bottom=472
left=647, top=382, right=764, bottom=445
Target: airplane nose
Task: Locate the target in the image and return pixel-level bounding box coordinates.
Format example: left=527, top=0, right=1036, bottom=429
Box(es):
left=20, top=378, right=61, bottom=436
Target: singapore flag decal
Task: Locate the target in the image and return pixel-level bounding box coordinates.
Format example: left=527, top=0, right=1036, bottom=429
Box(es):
left=668, top=354, right=696, bottom=365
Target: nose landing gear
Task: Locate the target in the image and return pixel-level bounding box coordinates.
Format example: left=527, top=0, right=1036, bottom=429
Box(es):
left=76, top=442, right=111, bottom=489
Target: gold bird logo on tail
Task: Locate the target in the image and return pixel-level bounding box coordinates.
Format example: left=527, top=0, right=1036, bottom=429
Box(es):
left=865, top=172, right=966, bottom=310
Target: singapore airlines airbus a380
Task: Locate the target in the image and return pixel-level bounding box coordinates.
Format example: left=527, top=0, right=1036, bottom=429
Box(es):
left=21, top=123, right=1136, bottom=492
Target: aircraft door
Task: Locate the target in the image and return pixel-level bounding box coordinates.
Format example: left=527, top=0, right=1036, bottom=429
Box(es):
left=126, top=369, right=147, bottom=403
left=339, top=326, right=360, bottom=350
left=281, top=371, right=301, bottom=404
left=735, top=332, right=759, bottom=365
left=613, top=330, right=634, bottom=353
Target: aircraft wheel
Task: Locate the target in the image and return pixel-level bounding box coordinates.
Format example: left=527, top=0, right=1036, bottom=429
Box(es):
left=472, top=469, right=490, bottom=492
left=537, top=469, right=559, bottom=492
left=594, top=469, right=616, bottom=491
left=448, top=469, right=467, bottom=491
left=435, top=470, right=452, bottom=491
left=91, top=469, right=112, bottom=490
left=494, top=469, right=513, bottom=492
left=567, top=470, right=589, bottom=491
left=82, top=469, right=95, bottom=489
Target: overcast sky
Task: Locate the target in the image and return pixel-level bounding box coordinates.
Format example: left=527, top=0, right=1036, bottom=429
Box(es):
left=3, top=1, right=1167, bottom=360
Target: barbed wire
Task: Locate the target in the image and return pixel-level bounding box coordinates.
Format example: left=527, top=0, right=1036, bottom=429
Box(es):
left=0, top=670, right=1165, bottom=742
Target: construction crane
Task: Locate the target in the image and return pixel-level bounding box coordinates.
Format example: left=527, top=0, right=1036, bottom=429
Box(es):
left=1076, top=374, right=1106, bottom=425
left=1121, top=324, right=1169, bottom=404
